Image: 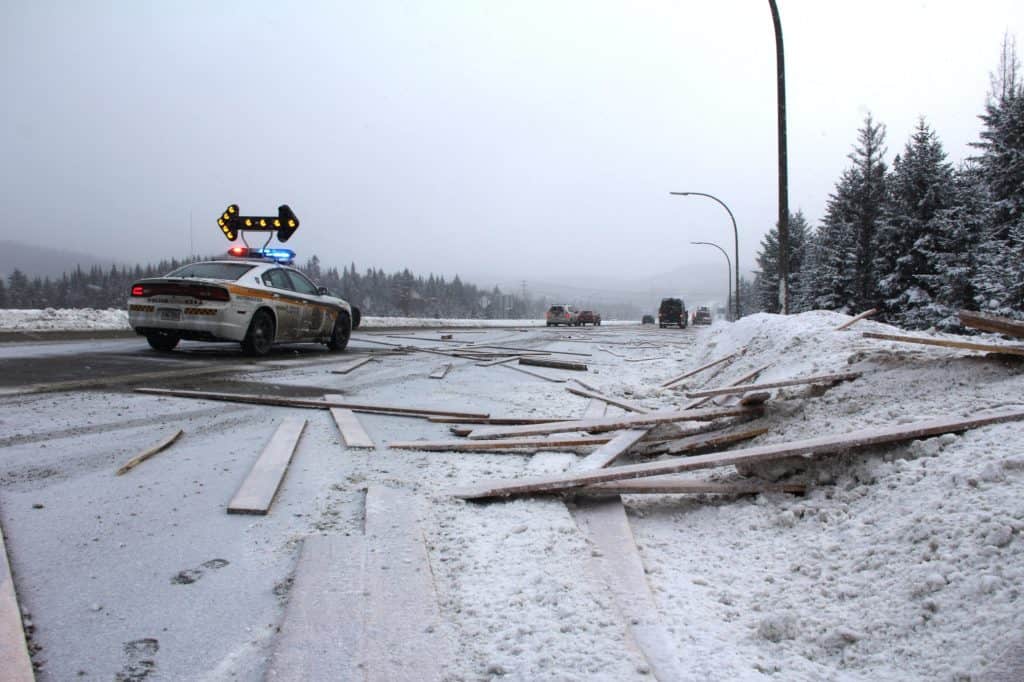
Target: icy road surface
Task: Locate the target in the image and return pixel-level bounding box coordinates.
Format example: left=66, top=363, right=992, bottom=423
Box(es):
left=1, top=315, right=1023, bottom=680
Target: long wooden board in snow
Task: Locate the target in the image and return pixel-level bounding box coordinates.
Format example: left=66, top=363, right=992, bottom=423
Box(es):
left=134, top=387, right=489, bottom=420
left=467, top=405, right=759, bottom=440
left=329, top=356, right=375, bottom=375
left=500, top=363, right=568, bottom=383
left=453, top=409, right=1024, bottom=500
left=834, top=308, right=878, bottom=331
left=388, top=434, right=618, bottom=452
left=227, top=418, right=306, bottom=514
left=863, top=331, right=1024, bottom=357
left=682, top=363, right=772, bottom=410
left=644, top=425, right=770, bottom=456
left=579, top=478, right=806, bottom=495
left=115, top=429, right=184, bottom=476
left=0, top=520, right=34, bottom=682
left=519, top=357, right=588, bottom=371
left=325, top=396, right=375, bottom=449
left=429, top=363, right=452, bottom=379
left=959, top=310, right=1024, bottom=340
left=684, top=371, right=862, bottom=398
left=659, top=349, right=744, bottom=388
left=574, top=429, right=651, bottom=471
left=566, top=386, right=649, bottom=413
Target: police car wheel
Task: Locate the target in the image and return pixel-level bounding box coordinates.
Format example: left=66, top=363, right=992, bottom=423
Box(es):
left=327, top=312, right=351, bottom=352
left=146, top=331, right=179, bottom=352
left=242, top=310, right=275, bottom=356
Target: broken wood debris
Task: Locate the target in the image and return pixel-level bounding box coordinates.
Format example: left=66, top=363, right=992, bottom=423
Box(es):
left=683, top=363, right=773, bottom=410
left=566, top=386, right=649, bottom=413
left=500, top=363, right=569, bottom=383
left=579, top=478, right=806, bottom=496
left=573, top=429, right=650, bottom=471
left=388, top=434, right=620, bottom=452
left=834, top=308, right=878, bottom=331
left=429, top=363, right=452, bottom=379
left=464, top=343, right=591, bottom=357
left=959, top=309, right=1024, bottom=339
left=639, top=425, right=769, bottom=457
left=660, top=349, right=745, bottom=388
left=519, top=357, right=588, bottom=372
left=452, top=408, right=1024, bottom=500
left=467, top=404, right=761, bottom=440
left=0, top=516, right=34, bottom=682
left=227, top=417, right=306, bottom=514
left=685, top=370, right=862, bottom=399
left=115, top=429, right=184, bottom=475
left=134, top=387, right=489, bottom=420
left=863, top=331, right=1024, bottom=357
left=329, top=356, right=376, bottom=375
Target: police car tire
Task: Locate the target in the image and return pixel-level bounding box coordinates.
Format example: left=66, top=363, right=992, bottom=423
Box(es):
left=242, top=309, right=275, bottom=356
left=327, top=312, right=351, bottom=352
left=146, top=332, right=180, bottom=352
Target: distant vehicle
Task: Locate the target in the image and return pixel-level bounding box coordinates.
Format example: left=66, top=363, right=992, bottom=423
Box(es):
left=658, top=297, right=687, bottom=328
left=577, top=310, right=601, bottom=326
left=546, top=304, right=579, bottom=326
left=641, top=314, right=655, bottom=325
left=127, top=247, right=360, bottom=356
left=693, top=306, right=712, bottom=325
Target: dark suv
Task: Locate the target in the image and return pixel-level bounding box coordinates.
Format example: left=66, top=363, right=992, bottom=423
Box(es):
left=658, top=297, right=687, bottom=328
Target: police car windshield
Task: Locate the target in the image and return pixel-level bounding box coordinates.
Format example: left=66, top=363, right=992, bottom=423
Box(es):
left=166, top=262, right=255, bottom=280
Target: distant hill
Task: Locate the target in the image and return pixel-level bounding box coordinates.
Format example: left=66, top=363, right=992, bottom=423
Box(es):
left=0, top=240, right=119, bottom=280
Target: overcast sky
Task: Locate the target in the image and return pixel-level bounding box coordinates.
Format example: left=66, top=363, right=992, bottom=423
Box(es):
left=2, top=1, right=1022, bottom=293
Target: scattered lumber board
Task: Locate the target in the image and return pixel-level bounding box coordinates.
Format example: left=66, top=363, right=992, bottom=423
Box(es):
left=863, top=331, right=1024, bottom=357
left=569, top=498, right=687, bottom=680
left=959, top=310, right=1024, bottom=339
left=326, top=396, right=374, bottom=449
left=362, top=486, right=450, bottom=680
left=646, top=425, right=769, bottom=456
left=683, top=363, right=773, bottom=410
left=389, top=435, right=618, bottom=452
left=659, top=349, right=744, bottom=388
left=834, top=308, right=878, bottom=331
left=500, top=364, right=568, bottom=383
left=685, top=371, right=862, bottom=399
left=228, top=418, right=306, bottom=514
left=0, top=520, right=34, bottom=682
left=579, top=478, right=806, bottom=495
left=429, top=363, right=452, bottom=379
left=475, top=355, right=523, bottom=367
left=519, top=357, right=588, bottom=371
left=329, top=356, right=375, bottom=375
left=135, top=387, right=489, bottom=420
left=466, top=343, right=591, bottom=357
left=115, top=429, right=184, bottom=475
left=266, top=534, right=367, bottom=679
left=426, top=415, right=573, bottom=425
left=453, top=408, right=1024, bottom=500
left=574, top=429, right=650, bottom=471
left=566, top=386, right=649, bottom=414
left=468, top=404, right=760, bottom=440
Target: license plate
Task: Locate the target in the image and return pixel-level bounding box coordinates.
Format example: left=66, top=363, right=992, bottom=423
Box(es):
left=158, top=308, right=181, bottom=321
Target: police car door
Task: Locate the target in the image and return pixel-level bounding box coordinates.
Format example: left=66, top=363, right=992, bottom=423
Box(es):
left=284, top=269, right=328, bottom=338
left=261, top=268, right=303, bottom=340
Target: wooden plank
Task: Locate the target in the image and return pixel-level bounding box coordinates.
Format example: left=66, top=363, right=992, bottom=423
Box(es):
left=685, top=371, right=862, bottom=398
left=567, top=386, right=649, bottom=414
left=0, top=520, right=34, bottom=682
left=683, top=363, right=773, bottom=409
left=135, top=387, right=489, bottom=420
left=659, top=349, right=744, bottom=388
left=468, top=404, right=760, bottom=440
left=115, top=429, right=184, bottom=475
left=227, top=418, right=306, bottom=514
left=426, top=415, right=574, bottom=425
left=500, top=363, right=568, bottom=383
left=466, top=343, right=591, bottom=357
left=389, top=435, right=617, bottom=452
left=960, top=309, right=1024, bottom=339
left=519, top=357, right=588, bottom=371
left=429, top=363, right=452, bottom=379
left=326, top=397, right=375, bottom=449
left=863, top=331, right=1024, bottom=357
left=574, top=429, right=650, bottom=471
left=475, top=355, right=522, bottom=367
left=569, top=498, right=687, bottom=680
left=739, top=391, right=772, bottom=406
left=580, top=478, right=806, bottom=495
left=834, top=308, right=878, bottom=331
left=266, top=535, right=367, bottom=680
left=650, top=425, right=769, bottom=456
left=363, top=486, right=450, bottom=680
left=329, top=356, right=375, bottom=375
left=582, top=399, right=608, bottom=419
left=453, top=408, right=1024, bottom=500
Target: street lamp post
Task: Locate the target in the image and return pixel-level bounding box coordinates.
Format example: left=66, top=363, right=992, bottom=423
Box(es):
left=690, top=241, right=731, bottom=321
left=669, top=191, right=740, bottom=320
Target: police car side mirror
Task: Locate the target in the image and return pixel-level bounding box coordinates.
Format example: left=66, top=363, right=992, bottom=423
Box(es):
left=317, top=286, right=329, bottom=296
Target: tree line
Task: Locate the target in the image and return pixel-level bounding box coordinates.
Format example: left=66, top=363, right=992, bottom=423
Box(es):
left=749, top=36, right=1024, bottom=330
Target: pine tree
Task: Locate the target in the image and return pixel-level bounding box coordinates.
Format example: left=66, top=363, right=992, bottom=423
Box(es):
left=754, top=211, right=809, bottom=314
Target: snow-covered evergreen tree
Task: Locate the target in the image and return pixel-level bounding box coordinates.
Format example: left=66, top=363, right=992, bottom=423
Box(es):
left=754, top=211, right=809, bottom=314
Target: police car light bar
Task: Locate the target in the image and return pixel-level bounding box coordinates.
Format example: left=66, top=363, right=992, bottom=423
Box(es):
left=217, top=204, right=300, bottom=242
left=227, top=246, right=296, bottom=264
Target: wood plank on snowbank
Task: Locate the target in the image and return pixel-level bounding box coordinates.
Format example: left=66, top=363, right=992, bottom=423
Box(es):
left=684, top=371, right=862, bottom=399
left=863, top=331, right=1024, bottom=357
left=453, top=409, right=1024, bottom=500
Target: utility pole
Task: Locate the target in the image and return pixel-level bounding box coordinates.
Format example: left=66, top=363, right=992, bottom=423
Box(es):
left=768, top=0, right=790, bottom=313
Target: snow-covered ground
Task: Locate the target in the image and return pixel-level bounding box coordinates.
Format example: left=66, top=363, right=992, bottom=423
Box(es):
left=1, top=311, right=1022, bottom=680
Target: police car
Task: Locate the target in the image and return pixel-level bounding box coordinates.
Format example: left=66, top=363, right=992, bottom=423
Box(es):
left=127, top=245, right=360, bottom=356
